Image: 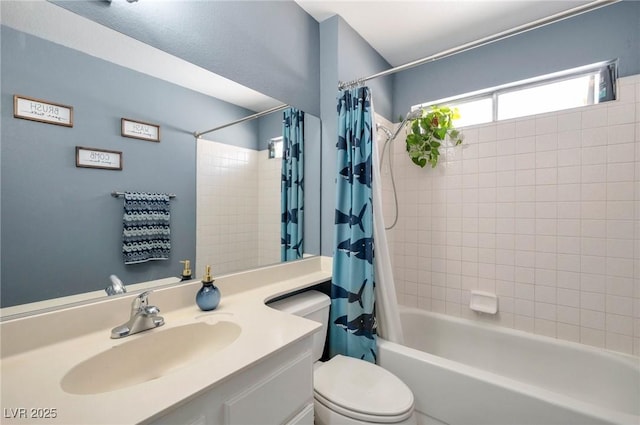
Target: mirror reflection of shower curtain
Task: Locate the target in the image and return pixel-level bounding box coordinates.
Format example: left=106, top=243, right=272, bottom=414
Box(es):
left=281, top=108, right=304, bottom=261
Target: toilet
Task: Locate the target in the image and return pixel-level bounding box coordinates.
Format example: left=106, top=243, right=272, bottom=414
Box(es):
left=269, top=290, right=417, bottom=425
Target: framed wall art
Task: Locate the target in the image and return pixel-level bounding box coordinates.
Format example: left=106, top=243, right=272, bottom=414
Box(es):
left=76, top=146, right=122, bottom=171
left=14, top=95, right=73, bottom=127
left=121, top=118, right=160, bottom=142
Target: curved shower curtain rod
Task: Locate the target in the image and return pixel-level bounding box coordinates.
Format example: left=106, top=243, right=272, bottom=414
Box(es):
left=193, top=103, right=289, bottom=139
left=338, top=0, right=618, bottom=90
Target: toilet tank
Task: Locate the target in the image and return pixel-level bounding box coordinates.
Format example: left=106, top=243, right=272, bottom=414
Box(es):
left=268, top=290, right=330, bottom=362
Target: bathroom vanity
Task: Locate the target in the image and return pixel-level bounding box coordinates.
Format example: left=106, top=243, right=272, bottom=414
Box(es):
left=0, top=257, right=332, bottom=424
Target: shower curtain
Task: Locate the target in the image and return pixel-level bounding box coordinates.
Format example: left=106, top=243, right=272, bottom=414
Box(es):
left=372, top=118, right=404, bottom=344
left=329, top=87, right=376, bottom=363
left=281, top=108, right=304, bottom=261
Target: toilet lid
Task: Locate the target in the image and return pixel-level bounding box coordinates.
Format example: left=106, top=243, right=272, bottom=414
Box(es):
left=314, top=355, right=414, bottom=419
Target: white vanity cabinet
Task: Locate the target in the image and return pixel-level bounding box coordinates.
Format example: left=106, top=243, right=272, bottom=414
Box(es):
left=1, top=258, right=332, bottom=425
left=148, top=337, right=314, bottom=425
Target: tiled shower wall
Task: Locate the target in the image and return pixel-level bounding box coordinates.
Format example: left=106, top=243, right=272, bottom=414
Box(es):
left=196, top=140, right=280, bottom=276
left=383, top=74, right=640, bottom=356
left=257, top=152, right=282, bottom=266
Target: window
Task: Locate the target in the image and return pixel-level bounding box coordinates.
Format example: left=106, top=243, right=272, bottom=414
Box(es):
left=268, top=137, right=283, bottom=159
left=414, top=60, right=617, bottom=127
left=450, top=96, right=493, bottom=127
left=497, top=73, right=602, bottom=120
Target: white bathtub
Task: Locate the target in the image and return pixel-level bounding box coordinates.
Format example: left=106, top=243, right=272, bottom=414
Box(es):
left=378, top=307, right=640, bottom=425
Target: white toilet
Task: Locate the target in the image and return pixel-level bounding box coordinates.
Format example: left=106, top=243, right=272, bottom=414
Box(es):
left=270, top=290, right=417, bottom=425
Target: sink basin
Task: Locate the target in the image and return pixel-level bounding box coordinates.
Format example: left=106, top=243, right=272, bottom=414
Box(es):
left=61, top=321, right=241, bottom=394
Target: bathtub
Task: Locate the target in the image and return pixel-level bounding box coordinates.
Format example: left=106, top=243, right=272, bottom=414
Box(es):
left=377, top=307, right=640, bottom=425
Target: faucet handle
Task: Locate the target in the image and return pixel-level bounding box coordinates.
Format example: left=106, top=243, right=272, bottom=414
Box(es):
left=137, top=290, right=152, bottom=302
left=131, top=290, right=153, bottom=315
left=144, top=305, right=160, bottom=315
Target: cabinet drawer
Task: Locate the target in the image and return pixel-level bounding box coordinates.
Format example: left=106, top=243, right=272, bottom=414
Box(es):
left=224, top=351, right=313, bottom=424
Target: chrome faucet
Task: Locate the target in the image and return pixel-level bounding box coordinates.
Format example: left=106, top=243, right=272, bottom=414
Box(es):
left=105, top=274, right=127, bottom=296
left=111, top=291, right=165, bottom=339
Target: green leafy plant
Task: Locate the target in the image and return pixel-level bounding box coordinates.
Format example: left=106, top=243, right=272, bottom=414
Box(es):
left=404, top=105, right=463, bottom=168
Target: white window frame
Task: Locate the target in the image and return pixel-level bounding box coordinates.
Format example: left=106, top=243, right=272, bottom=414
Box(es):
left=412, top=59, right=618, bottom=127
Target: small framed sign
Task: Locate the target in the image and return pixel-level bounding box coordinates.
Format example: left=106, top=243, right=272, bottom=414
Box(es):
left=121, top=118, right=160, bottom=142
left=76, top=146, right=122, bottom=171
left=14, top=95, right=73, bottom=127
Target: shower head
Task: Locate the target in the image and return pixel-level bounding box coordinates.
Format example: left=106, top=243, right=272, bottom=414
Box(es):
left=405, top=108, right=424, bottom=120
left=376, top=108, right=426, bottom=145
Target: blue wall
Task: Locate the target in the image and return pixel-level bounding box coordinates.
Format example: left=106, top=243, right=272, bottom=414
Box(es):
left=0, top=27, right=258, bottom=306
left=337, top=20, right=394, bottom=122
left=393, top=1, right=640, bottom=118
left=319, top=16, right=394, bottom=256
left=320, top=17, right=340, bottom=259
left=51, top=0, right=321, bottom=116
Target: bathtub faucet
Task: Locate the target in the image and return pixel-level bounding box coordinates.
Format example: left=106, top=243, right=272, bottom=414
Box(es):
left=110, top=291, right=165, bottom=339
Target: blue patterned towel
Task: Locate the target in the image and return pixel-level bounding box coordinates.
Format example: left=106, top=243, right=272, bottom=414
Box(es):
left=122, top=192, right=171, bottom=265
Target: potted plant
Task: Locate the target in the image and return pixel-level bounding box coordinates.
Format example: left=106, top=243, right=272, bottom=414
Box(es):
left=404, top=105, right=463, bottom=168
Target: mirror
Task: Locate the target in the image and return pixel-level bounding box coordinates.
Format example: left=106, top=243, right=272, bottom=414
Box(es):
left=195, top=109, right=321, bottom=277
left=0, top=2, right=321, bottom=316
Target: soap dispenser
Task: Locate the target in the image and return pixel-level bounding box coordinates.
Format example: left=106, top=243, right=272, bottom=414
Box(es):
left=180, top=260, right=192, bottom=281
left=195, top=265, right=220, bottom=311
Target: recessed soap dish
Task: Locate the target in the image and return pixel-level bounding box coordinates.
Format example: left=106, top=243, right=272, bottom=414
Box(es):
left=469, top=290, right=498, bottom=314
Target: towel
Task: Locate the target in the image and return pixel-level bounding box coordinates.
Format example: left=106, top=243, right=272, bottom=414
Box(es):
left=122, top=192, right=171, bottom=265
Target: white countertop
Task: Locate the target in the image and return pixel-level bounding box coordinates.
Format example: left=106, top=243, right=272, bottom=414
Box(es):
left=0, top=257, right=332, bottom=424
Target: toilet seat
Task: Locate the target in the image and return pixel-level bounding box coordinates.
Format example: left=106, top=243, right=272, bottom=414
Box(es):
left=314, top=391, right=414, bottom=423
left=313, top=355, right=414, bottom=423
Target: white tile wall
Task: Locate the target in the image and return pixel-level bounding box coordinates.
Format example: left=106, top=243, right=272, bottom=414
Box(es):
left=257, top=151, right=282, bottom=266
left=382, top=74, right=640, bottom=356
left=196, top=140, right=281, bottom=276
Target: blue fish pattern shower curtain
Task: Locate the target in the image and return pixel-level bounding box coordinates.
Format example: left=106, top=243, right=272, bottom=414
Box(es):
left=329, top=87, right=376, bottom=363
left=281, top=108, right=304, bottom=261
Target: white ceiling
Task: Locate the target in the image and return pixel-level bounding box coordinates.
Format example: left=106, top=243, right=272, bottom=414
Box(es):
left=295, top=0, right=595, bottom=66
